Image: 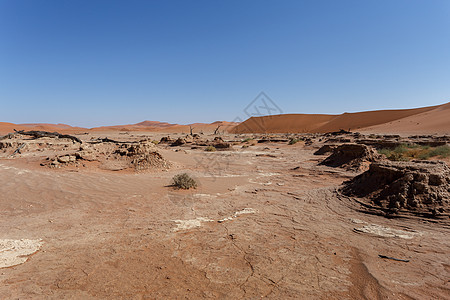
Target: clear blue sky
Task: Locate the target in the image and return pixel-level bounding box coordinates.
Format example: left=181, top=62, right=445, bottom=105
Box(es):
left=1, top=0, right=449, bottom=127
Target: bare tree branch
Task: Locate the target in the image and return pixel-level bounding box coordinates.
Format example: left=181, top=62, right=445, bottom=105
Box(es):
left=14, top=129, right=82, bottom=143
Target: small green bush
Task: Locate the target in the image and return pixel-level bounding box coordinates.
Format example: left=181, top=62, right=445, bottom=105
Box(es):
left=172, top=173, right=197, bottom=189
left=379, top=144, right=450, bottom=161
left=378, top=148, right=391, bottom=156
left=429, top=145, right=450, bottom=158
left=205, top=145, right=216, bottom=152
left=242, top=138, right=252, bottom=143
left=289, top=138, right=300, bottom=145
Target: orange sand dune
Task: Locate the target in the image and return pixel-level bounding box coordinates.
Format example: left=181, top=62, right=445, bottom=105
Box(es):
left=0, top=123, right=87, bottom=135
left=0, top=120, right=237, bottom=135
left=21, top=123, right=76, bottom=129
left=90, top=121, right=237, bottom=134
left=0, top=122, right=25, bottom=134
left=314, top=105, right=439, bottom=132
left=91, top=120, right=177, bottom=132
left=157, top=121, right=237, bottom=134
left=230, top=103, right=447, bottom=134
left=361, top=102, right=450, bottom=135
left=135, top=121, right=174, bottom=127
left=20, top=123, right=87, bottom=132
left=2, top=103, right=448, bottom=135
left=229, top=114, right=336, bottom=133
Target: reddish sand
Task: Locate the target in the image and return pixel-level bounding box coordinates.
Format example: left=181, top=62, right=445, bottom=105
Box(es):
left=0, top=121, right=237, bottom=135
left=1, top=102, right=449, bottom=136
left=0, top=123, right=87, bottom=134
left=361, top=102, right=450, bottom=135
left=229, top=114, right=336, bottom=133
left=0, top=132, right=448, bottom=299
left=231, top=103, right=446, bottom=134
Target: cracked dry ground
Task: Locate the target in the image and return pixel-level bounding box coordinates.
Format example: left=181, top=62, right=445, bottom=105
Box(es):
left=0, top=144, right=449, bottom=299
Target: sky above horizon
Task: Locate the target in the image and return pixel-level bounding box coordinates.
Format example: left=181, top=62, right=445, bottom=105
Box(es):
left=1, top=0, right=449, bottom=127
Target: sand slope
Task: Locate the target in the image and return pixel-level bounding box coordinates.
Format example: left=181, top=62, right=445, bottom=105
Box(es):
left=228, top=114, right=336, bottom=133
left=360, top=102, right=450, bottom=135
left=230, top=103, right=446, bottom=134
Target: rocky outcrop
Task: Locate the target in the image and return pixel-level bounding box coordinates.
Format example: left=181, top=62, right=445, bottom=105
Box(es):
left=314, top=145, right=337, bottom=155
left=319, top=144, right=380, bottom=171
left=159, top=136, right=173, bottom=144
left=341, top=160, right=450, bottom=217
left=170, top=138, right=186, bottom=147
left=114, top=143, right=169, bottom=171
left=356, top=139, right=402, bottom=150
left=212, top=142, right=231, bottom=149
left=42, top=141, right=170, bottom=172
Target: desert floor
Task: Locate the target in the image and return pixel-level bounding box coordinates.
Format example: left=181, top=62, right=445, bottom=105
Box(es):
left=0, top=132, right=449, bottom=299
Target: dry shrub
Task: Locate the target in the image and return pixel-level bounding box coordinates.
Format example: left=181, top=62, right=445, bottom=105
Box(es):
left=172, top=173, right=197, bottom=189
left=205, top=145, right=216, bottom=152
left=379, top=144, right=450, bottom=161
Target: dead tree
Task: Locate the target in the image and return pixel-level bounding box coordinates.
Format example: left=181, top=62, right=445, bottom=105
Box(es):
left=89, top=137, right=121, bottom=144
left=0, top=133, right=16, bottom=140
left=88, top=137, right=143, bottom=144
left=12, top=143, right=26, bottom=155
left=14, top=129, right=82, bottom=143
left=213, top=125, right=222, bottom=135
left=189, top=126, right=194, bottom=136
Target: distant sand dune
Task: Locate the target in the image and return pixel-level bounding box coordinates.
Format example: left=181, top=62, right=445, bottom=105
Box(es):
left=230, top=103, right=448, bottom=134
left=360, top=102, right=450, bottom=135
left=0, top=121, right=237, bottom=135
left=1, top=103, right=448, bottom=135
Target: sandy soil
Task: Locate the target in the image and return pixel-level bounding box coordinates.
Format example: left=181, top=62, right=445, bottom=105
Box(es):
left=0, top=132, right=448, bottom=299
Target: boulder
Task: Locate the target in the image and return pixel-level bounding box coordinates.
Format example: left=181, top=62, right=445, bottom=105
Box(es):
left=57, top=155, right=77, bottom=163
